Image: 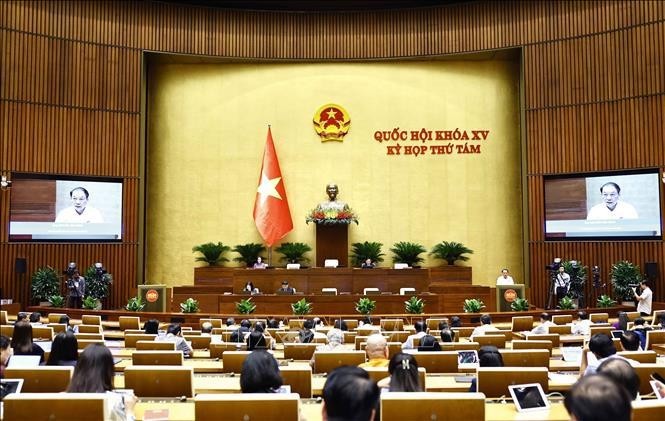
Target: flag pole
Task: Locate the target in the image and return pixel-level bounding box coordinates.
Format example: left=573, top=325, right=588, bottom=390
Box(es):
left=268, top=246, right=272, bottom=267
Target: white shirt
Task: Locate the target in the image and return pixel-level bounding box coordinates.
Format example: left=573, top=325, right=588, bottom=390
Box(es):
left=401, top=331, right=427, bottom=350
left=55, top=206, right=104, bottom=223
left=471, top=324, right=500, bottom=338
left=555, top=272, right=570, bottom=290
left=496, top=275, right=514, bottom=285
left=587, top=200, right=638, bottom=220
left=530, top=320, right=555, bottom=335
left=636, top=287, right=652, bottom=315
left=572, top=319, right=592, bottom=336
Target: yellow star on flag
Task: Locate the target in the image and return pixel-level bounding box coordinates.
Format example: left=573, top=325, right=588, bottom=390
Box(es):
left=257, top=174, right=282, bottom=201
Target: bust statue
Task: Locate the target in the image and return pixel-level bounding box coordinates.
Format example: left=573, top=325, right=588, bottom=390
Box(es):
left=318, top=183, right=348, bottom=211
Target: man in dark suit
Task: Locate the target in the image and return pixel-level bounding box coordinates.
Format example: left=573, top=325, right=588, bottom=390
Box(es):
left=66, top=270, right=86, bottom=308
left=277, top=280, right=295, bottom=294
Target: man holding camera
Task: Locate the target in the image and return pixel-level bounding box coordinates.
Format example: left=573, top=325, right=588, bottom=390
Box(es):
left=555, top=266, right=571, bottom=305
left=66, top=270, right=86, bottom=308
left=633, top=280, right=652, bottom=316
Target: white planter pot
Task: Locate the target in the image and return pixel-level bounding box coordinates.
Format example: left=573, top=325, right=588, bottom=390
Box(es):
left=621, top=301, right=635, bottom=307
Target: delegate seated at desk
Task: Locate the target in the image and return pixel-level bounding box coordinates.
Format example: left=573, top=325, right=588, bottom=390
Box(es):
left=276, top=280, right=296, bottom=294
left=361, top=258, right=375, bottom=269
left=252, top=257, right=267, bottom=269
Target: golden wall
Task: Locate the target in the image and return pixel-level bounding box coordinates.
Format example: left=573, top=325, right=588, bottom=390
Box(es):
left=146, top=59, right=522, bottom=286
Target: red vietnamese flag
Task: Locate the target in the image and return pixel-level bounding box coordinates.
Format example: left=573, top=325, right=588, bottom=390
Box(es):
left=253, top=127, right=293, bottom=246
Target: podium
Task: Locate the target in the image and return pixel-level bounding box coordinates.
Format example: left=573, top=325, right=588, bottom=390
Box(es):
left=315, top=224, right=348, bottom=268
left=138, top=284, right=168, bottom=312
left=496, top=284, right=525, bottom=312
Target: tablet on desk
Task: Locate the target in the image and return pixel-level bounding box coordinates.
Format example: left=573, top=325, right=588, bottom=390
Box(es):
left=508, top=383, right=550, bottom=412
left=1, top=379, right=24, bottom=399
left=457, top=350, right=479, bottom=365
left=561, top=347, right=582, bottom=363
left=611, top=330, right=624, bottom=339
left=651, top=380, right=665, bottom=400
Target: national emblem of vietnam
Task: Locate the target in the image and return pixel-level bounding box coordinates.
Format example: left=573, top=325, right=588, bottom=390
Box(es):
left=313, top=104, right=351, bottom=142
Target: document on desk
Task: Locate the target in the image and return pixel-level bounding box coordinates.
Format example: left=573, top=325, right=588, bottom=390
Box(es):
left=548, top=372, right=577, bottom=386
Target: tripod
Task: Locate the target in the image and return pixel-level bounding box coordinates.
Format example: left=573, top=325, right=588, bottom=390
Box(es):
left=545, top=270, right=556, bottom=309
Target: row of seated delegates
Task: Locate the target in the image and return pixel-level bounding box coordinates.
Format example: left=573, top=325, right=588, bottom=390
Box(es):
left=529, top=312, right=555, bottom=335
left=10, top=321, right=45, bottom=363
left=67, top=343, right=137, bottom=421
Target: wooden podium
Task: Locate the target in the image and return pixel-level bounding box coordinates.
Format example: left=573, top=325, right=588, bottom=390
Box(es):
left=315, top=224, right=349, bottom=267
left=496, top=284, right=525, bottom=312
left=138, top=284, right=167, bottom=312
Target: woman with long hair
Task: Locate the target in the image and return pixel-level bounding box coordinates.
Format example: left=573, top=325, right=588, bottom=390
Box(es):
left=46, top=331, right=78, bottom=366
left=386, top=352, right=422, bottom=392
left=10, top=321, right=44, bottom=363
left=67, top=344, right=136, bottom=420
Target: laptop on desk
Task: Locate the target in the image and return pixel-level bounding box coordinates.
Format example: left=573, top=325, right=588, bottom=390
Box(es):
left=7, top=355, right=41, bottom=368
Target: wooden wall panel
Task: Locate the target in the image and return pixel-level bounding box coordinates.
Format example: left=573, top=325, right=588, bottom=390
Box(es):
left=1, top=0, right=664, bottom=310
left=0, top=102, right=139, bottom=175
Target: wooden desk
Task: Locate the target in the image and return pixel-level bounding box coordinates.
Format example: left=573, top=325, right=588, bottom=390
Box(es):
left=114, top=358, right=224, bottom=373
left=133, top=400, right=571, bottom=421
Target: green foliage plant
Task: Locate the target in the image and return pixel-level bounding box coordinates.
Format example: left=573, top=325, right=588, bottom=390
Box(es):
left=291, top=298, right=313, bottom=315
left=430, top=241, right=474, bottom=265
left=192, top=242, right=231, bottom=266
left=84, top=265, right=113, bottom=300
left=31, top=266, right=60, bottom=303
left=180, top=297, right=200, bottom=313
left=275, top=242, right=312, bottom=264
left=404, top=296, right=425, bottom=314
left=355, top=297, right=377, bottom=315
left=82, top=296, right=98, bottom=310
left=390, top=241, right=426, bottom=267
left=610, top=260, right=642, bottom=302
left=48, top=295, right=65, bottom=308
left=596, top=295, right=616, bottom=308
left=350, top=241, right=385, bottom=267
left=510, top=297, right=529, bottom=312
left=558, top=296, right=575, bottom=310
left=233, top=243, right=266, bottom=267
left=463, top=298, right=485, bottom=313
left=236, top=297, right=257, bottom=314
left=125, top=296, right=145, bottom=312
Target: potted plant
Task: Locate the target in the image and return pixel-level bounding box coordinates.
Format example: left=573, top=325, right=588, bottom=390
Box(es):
left=404, top=296, right=425, bottom=314
left=510, top=297, right=529, bottom=312
left=82, top=296, right=98, bottom=310
left=192, top=242, right=231, bottom=266
left=558, top=296, right=575, bottom=310
left=84, top=265, right=113, bottom=308
left=596, top=295, right=616, bottom=308
left=31, top=266, right=60, bottom=305
left=350, top=241, right=385, bottom=267
left=232, top=243, right=266, bottom=268
left=180, top=298, right=200, bottom=313
left=291, top=298, right=313, bottom=316
left=463, top=298, right=485, bottom=313
left=390, top=241, right=426, bottom=267
left=236, top=297, right=256, bottom=314
left=430, top=241, right=474, bottom=265
left=355, top=297, right=376, bottom=315
left=48, top=295, right=65, bottom=308
left=610, top=260, right=642, bottom=305
left=125, top=296, right=145, bottom=312
left=275, top=242, right=312, bottom=265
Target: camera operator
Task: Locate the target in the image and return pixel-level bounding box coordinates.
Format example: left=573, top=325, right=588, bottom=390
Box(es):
left=555, top=266, right=571, bottom=305
left=66, top=270, right=86, bottom=309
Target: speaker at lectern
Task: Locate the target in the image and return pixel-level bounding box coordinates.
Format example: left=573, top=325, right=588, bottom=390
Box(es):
left=496, top=284, right=525, bottom=312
